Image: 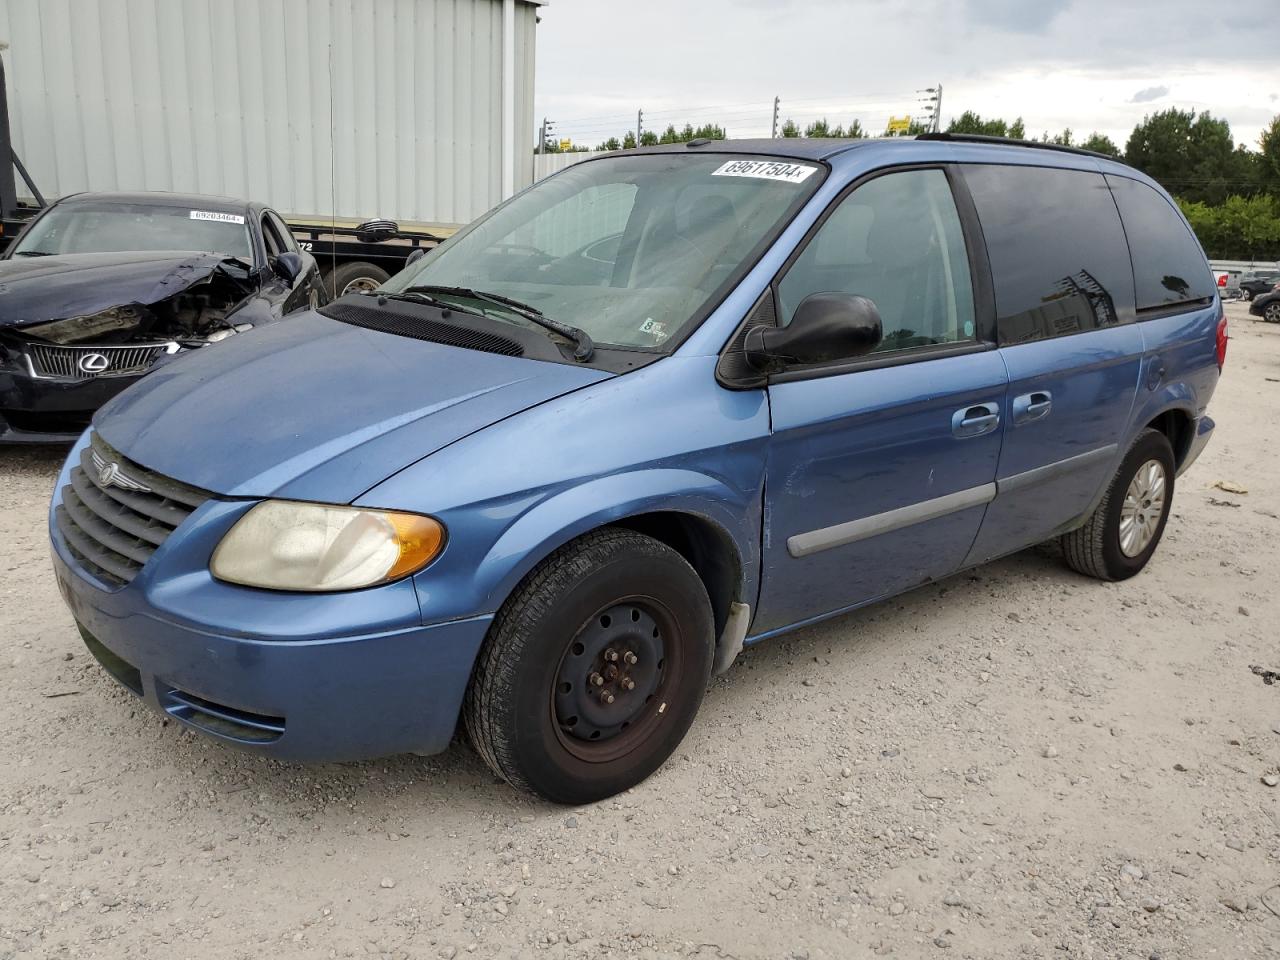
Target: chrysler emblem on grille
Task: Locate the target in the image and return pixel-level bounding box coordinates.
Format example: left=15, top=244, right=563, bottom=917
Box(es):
left=91, top=453, right=151, bottom=493
left=78, top=353, right=110, bottom=374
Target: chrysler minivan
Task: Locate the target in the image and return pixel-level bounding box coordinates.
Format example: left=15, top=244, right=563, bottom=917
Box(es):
left=50, top=135, right=1224, bottom=803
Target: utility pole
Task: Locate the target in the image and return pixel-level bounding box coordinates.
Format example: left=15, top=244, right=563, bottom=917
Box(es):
left=538, top=117, right=546, bottom=155
left=771, top=96, right=780, bottom=138
left=917, top=85, right=943, bottom=134
left=636, top=108, right=643, bottom=146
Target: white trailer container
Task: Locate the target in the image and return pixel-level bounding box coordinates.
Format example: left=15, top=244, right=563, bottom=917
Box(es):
left=0, top=0, right=544, bottom=228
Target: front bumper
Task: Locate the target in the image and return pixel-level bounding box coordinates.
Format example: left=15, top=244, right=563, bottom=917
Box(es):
left=0, top=359, right=144, bottom=443
left=52, top=549, right=491, bottom=761
left=48, top=440, right=491, bottom=761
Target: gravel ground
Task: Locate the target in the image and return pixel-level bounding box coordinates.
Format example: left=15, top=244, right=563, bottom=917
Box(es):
left=2, top=300, right=1278, bottom=960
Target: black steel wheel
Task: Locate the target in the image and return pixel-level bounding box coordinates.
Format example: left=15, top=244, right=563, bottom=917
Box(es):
left=464, top=528, right=714, bottom=804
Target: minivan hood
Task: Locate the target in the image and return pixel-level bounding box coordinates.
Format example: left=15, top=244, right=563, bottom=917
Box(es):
left=94, top=311, right=612, bottom=501
left=0, top=251, right=247, bottom=331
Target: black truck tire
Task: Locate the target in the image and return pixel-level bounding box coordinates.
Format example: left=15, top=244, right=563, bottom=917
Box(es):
left=464, top=528, right=714, bottom=804
left=325, top=261, right=390, bottom=297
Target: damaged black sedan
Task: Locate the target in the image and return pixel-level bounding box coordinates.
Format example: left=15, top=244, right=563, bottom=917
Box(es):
left=0, top=192, right=326, bottom=442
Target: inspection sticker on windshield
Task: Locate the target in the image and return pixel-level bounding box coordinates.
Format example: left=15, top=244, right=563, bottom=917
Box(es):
left=190, top=210, right=245, bottom=224
left=711, top=160, right=818, bottom=183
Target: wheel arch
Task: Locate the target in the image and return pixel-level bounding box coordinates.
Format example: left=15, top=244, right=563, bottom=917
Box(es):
left=473, top=470, right=760, bottom=640
left=1144, top=406, right=1195, bottom=469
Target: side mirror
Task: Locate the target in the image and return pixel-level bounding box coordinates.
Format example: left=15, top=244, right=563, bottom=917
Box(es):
left=273, top=251, right=303, bottom=284
left=404, top=247, right=427, bottom=269
left=745, top=293, right=883, bottom=372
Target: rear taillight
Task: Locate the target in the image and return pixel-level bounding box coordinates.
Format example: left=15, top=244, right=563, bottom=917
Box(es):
left=1216, top=309, right=1228, bottom=370
left=1217, top=274, right=1228, bottom=287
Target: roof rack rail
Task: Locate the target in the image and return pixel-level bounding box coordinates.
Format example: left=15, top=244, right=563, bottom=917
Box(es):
left=915, top=131, right=1115, bottom=161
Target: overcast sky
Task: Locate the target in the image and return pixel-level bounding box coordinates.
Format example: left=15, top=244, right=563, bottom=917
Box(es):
left=533, top=0, right=1277, bottom=151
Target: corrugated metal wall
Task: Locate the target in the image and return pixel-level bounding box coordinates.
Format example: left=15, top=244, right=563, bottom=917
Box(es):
left=0, top=0, right=539, bottom=225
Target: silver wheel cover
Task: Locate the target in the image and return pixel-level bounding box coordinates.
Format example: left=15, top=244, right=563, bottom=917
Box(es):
left=1119, top=459, right=1167, bottom=557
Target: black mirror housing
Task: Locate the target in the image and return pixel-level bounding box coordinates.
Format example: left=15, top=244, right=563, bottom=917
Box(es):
left=745, top=293, right=883, bottom=372
left=404, top=247, right=427, bottom=269
left=273, top=251, right=303, bottom=284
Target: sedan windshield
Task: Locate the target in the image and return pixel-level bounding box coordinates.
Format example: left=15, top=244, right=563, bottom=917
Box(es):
left=11, top=202, right=253, bottom=259
left=381, top=153, right=824, bottom=350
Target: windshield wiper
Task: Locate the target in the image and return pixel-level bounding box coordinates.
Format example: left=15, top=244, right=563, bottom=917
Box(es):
left=400, top=284, right=594, bottom=361
left=13, top=250, right=53, bottom=257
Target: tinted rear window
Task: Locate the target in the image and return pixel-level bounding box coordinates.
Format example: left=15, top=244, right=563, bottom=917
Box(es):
left=963, top=164, right=1136, bottom=345
left=1105, top=175, right=1214, bottom=312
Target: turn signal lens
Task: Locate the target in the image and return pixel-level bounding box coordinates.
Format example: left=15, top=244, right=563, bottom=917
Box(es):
left=211, top=501, right=445, bottom=592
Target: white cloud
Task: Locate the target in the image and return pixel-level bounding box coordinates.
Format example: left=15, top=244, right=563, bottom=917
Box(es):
left=534, top=0, right=1276, bottom=151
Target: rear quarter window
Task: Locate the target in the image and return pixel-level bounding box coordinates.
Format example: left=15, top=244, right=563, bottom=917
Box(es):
left=962, top=164, right=1136, bottom=345
left=1105, top=175, right=1214, bottom=312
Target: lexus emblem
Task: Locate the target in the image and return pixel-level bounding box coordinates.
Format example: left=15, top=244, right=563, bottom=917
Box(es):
left=78, top=352, right=110, bottom=374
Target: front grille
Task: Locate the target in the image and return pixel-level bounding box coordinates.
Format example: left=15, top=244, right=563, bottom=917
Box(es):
left=54, top=432, right=210, bottom=587
left=28, top=342, right=175, bottom=379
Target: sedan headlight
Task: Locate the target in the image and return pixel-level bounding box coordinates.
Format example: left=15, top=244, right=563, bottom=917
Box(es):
left=211, top=501, right=445, bottom=591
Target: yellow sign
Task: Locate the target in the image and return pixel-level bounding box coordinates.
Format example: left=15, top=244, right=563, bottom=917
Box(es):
left=887, top=116, right=912, bottom=134
left=559, top=138, right=573, bottom=151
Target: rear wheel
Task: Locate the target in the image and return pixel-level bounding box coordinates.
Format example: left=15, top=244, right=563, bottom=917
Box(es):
left=464, top=528, right=714, bottom=804
left=1242, top=289, right=1254, bottom=302
left=1264, top=302, right=1280, bottom=323
left=1060, top=429, right=1175, bottom=581
left=325, top=261, right=390, bottom=297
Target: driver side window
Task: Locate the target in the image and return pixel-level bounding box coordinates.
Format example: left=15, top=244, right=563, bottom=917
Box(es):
left=777, top=169, right=976, bottom=354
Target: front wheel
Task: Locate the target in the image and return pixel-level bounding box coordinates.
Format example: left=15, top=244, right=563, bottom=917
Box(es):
left=1242, top=289, right=1254, bottom=302
left=1060, top=429, right=1175, bottom=581
left=1264, top=302, right=1280, bottom=323
left=464, top=528, right=714, bottom=804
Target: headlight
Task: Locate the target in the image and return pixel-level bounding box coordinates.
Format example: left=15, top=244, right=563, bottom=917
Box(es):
left=211, top=501, right=445, bottom=591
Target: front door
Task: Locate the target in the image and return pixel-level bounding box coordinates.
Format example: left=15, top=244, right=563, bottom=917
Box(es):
left=754, top=167, right=1006, bottom=636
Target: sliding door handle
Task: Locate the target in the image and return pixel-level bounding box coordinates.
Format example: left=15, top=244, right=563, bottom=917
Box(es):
left=1012, top=390, right=1053, bottom=426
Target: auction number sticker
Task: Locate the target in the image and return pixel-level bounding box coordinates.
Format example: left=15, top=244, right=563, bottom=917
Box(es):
left=190, top=210, right=246, bottom=224
left=711, top=160, right=818, bottom=183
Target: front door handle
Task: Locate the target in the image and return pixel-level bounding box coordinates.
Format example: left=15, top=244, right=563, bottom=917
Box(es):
left=1012, top=390, right=1053, bottom=426
left=952, top=402, right=1001, bottom=439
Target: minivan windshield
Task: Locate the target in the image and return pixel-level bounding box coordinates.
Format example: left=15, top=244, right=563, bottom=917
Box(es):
left=11, top=202, right=253, bottom=260
left=381, top=153, right=824, bottom=350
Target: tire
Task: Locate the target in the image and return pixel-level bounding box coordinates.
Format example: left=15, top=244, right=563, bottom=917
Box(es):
left=324, top=261, right=390, bottom=297
left=463, top=528, right=714, bottom=804
left=1242, top=289, right=1254, bottom=302
left=1060, top=428, right=1175, bottom=581
left=1265, top=302, right=1280, bottom=324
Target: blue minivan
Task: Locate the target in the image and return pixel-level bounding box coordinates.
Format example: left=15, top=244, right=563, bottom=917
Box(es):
left=49, top=135, right=1226, bottom=803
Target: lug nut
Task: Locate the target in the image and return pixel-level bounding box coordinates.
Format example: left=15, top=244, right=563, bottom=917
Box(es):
left=590, top=672, right=604, bottom=687
left=621, top=678, right=636, bottom=691
left=601, top=692, right=615, bottom=705
left=604, top=649, right=619, bottom=662
left=623, top=651, right=638, bottom=665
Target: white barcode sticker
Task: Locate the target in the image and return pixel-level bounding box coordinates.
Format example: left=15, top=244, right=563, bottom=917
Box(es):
left=190, top=210, right=246, bottom=224
left=711, top=160, right=818, bottom=183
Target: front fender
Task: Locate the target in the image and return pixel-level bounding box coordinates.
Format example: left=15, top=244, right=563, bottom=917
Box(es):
left=475, top=469, right=759, bottom=617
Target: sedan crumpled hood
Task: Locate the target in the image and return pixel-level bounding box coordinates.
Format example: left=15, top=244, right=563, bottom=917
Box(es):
left=0, top=251, right=250, bottom=330
left=92, top=311, right=611, bottom=502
